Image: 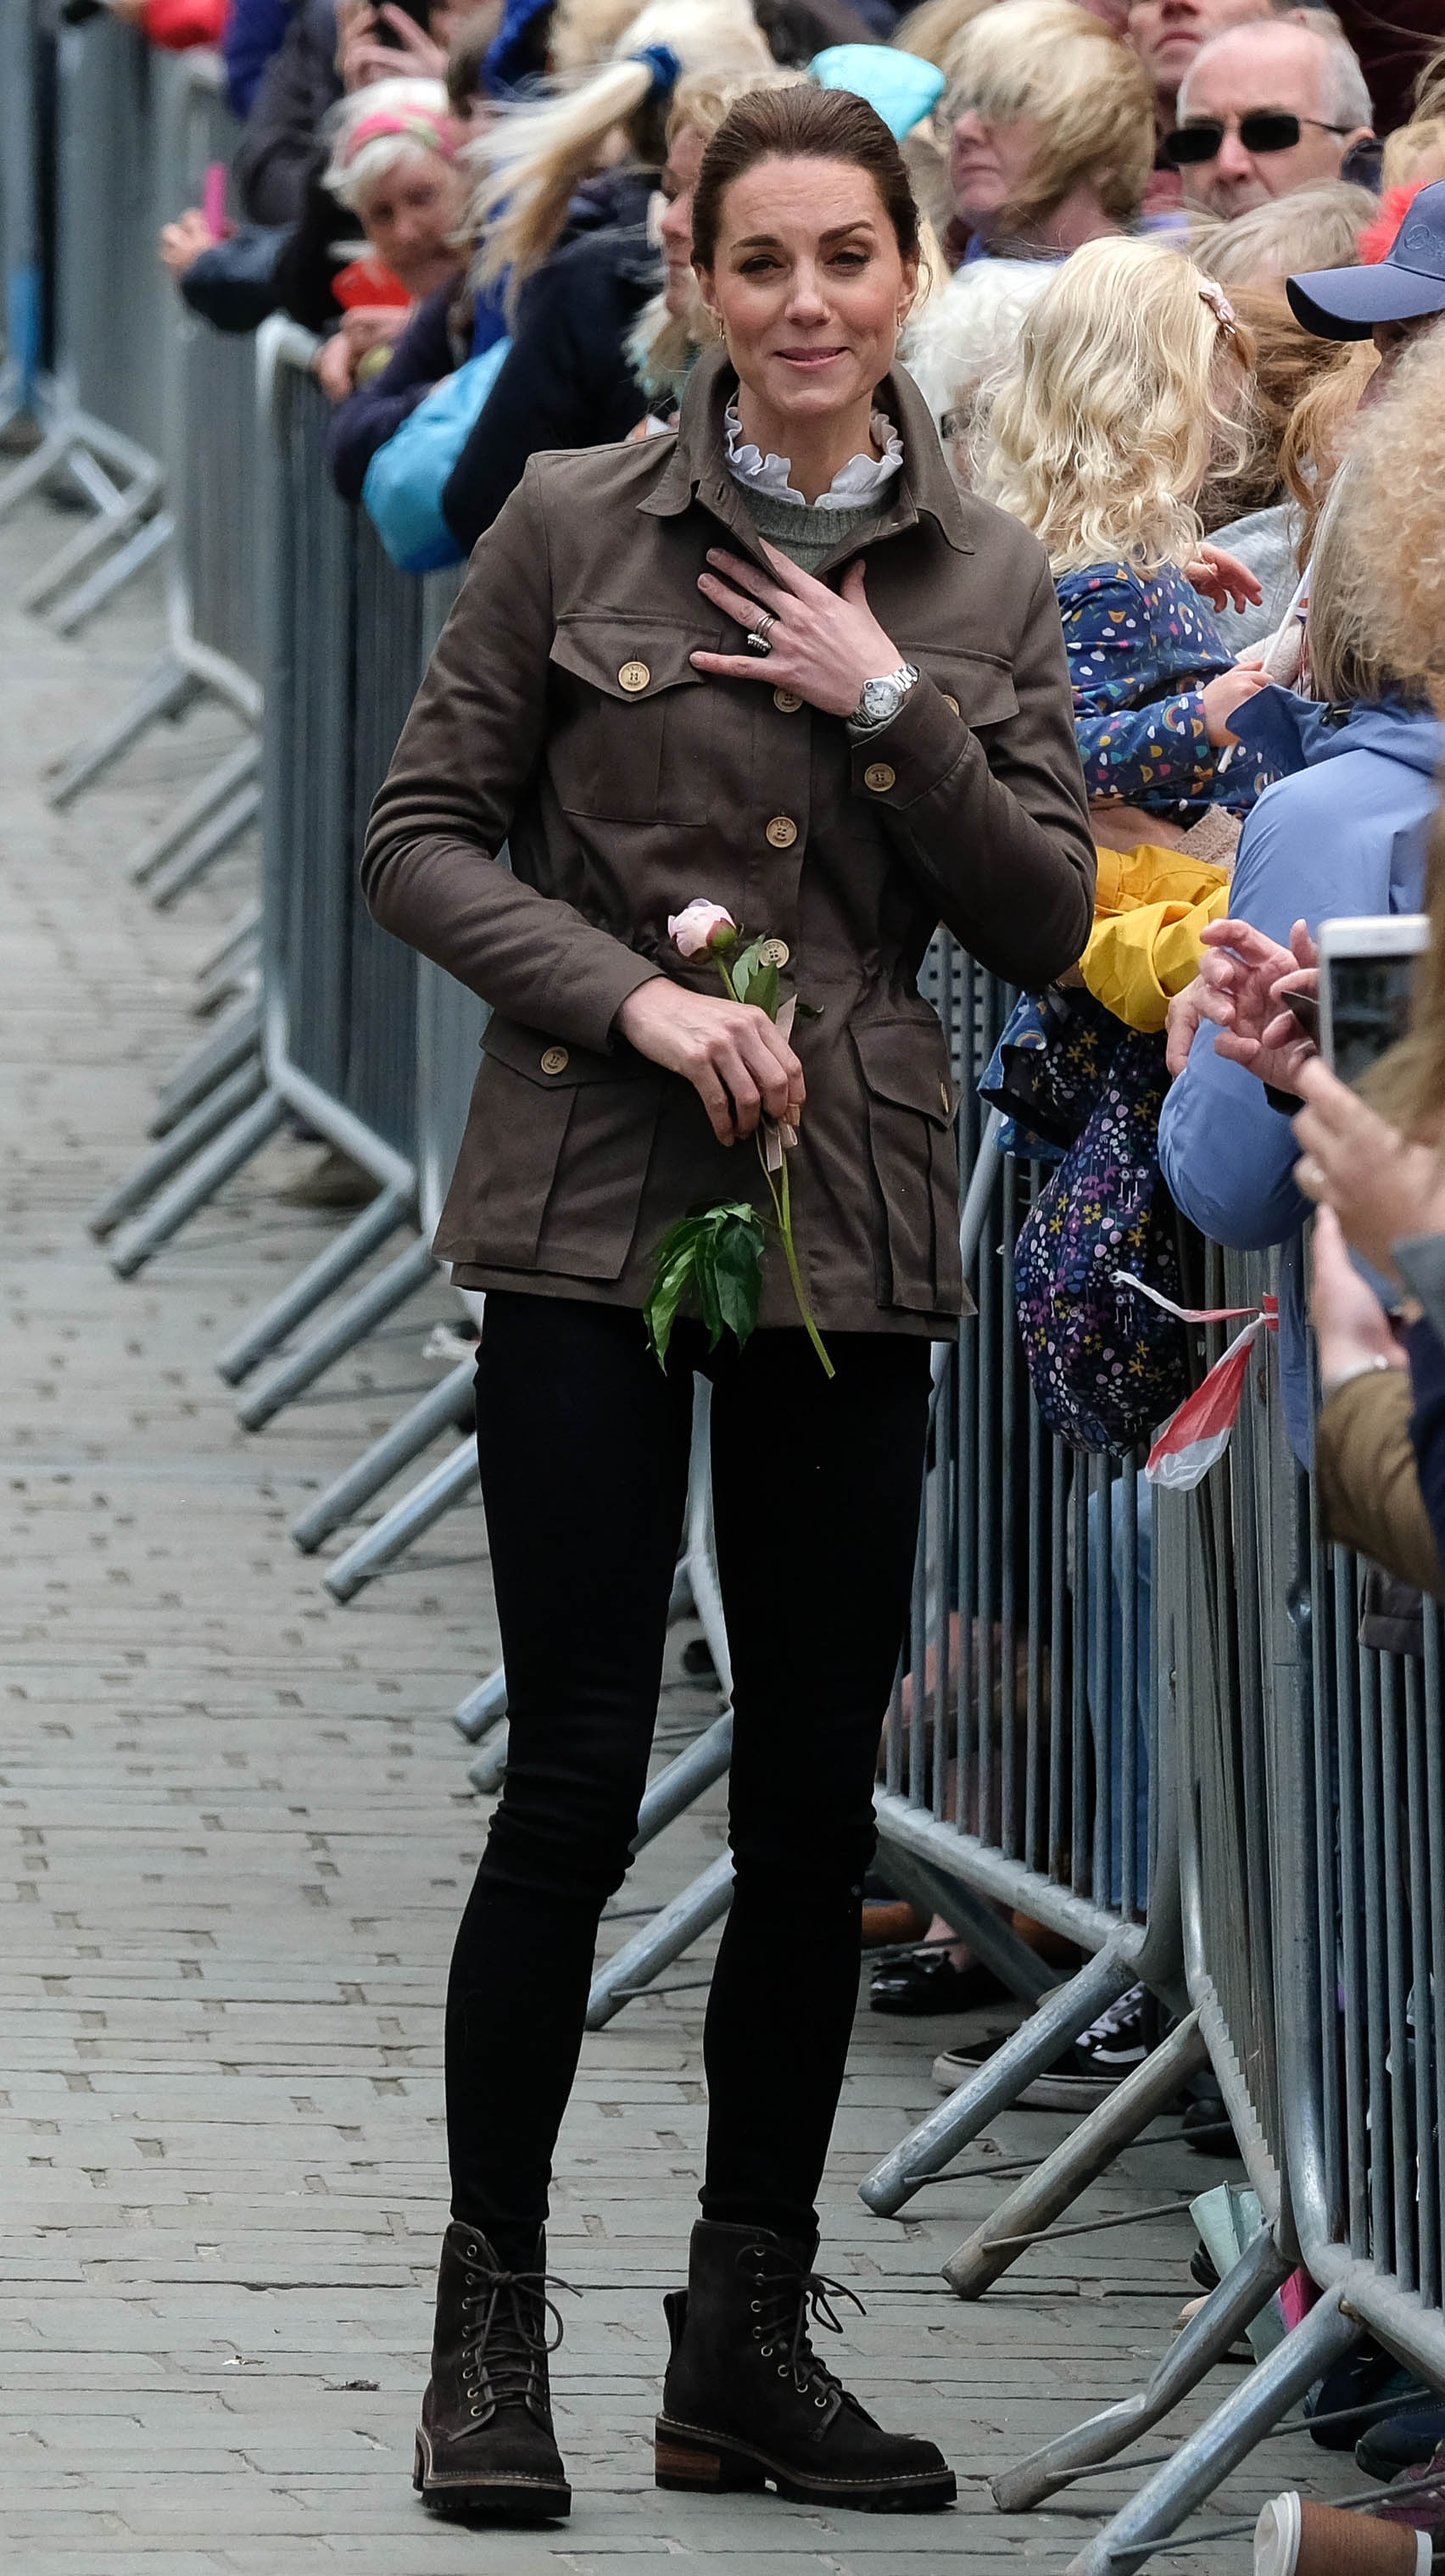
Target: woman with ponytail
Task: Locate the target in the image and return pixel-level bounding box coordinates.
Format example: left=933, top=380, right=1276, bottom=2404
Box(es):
left=366, top=81, right=1092, bottom=2528
left=466, top=0, right=773, bottom=303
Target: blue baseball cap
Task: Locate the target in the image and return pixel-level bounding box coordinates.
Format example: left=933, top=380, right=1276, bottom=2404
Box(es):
left=1288, top=179, right=1445, bottom=339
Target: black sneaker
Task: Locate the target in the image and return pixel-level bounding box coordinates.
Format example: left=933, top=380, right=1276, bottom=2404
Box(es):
left=870, top=1952, right=1007, bottom=2016
left=932, top=1983, right=1152, bottom=2112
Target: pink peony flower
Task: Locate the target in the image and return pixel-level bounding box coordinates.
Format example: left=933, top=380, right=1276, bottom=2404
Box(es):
left=667, top=900, right=737, bottom=960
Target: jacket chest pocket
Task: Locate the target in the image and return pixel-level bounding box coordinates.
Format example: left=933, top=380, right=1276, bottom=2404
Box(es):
left=852, top=1018, right=962, bottom=1315
left=548, top=616, right=714, bottom=827
left=912, top=647, right=1019, bottom=735
left=438, top=1015, right=660, bottom=1283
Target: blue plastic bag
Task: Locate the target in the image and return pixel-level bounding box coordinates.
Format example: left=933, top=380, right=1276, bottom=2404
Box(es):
left=362, top=337, right=511, bottom=574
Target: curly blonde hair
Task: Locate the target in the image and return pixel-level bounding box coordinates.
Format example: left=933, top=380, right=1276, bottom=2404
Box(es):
left=972, top=236, right=1255, bottom=574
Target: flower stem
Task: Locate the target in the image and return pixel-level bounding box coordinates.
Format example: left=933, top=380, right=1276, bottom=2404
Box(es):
left=757, top=1136, right=834, bottom=1378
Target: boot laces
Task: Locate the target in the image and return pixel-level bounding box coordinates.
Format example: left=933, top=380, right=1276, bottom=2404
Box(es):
left=460, top=2264, right=574, bottom=2413
left=740, top=2244, right=866, bottom=2402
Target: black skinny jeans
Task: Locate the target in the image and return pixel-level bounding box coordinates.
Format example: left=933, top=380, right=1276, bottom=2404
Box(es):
left=446, top=1293, right=932, bottom=2266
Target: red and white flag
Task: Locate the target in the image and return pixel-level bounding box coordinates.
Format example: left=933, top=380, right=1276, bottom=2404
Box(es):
left=1111, top=1274, right=1279, bottom=1492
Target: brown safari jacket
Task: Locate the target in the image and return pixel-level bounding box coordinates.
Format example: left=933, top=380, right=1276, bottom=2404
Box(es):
left=362, top=345, right=1096, bottom=1336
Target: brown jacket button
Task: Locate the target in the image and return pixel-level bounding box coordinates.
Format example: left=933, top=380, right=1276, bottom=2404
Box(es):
left=766, top=815, right=798, bottom=849
left=758, top=937, right=789, bottom=967
left=942, top=694, right=960, bottom=716
left=617, top=661, right=650, bottom=693
left=540, top=1045, right=570, bottom=1074
left=773, top=687, right=803, bottom=713
left=864, top=761, right=896, bottom=793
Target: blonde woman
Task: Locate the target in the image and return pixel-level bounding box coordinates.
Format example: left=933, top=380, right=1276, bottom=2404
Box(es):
left=466, top=0, right=773, bottom=302
left=903, top=0, right=1154, bottom=425
left=974, top=233, right=1269, bottom=817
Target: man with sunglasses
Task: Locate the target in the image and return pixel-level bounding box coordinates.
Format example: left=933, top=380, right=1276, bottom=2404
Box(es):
left=1168, top=17, right=1373, bottom=218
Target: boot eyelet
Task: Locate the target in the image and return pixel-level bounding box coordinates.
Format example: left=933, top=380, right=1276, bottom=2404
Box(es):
left=469, top=2403, right=482, bottom=2416
left=750, top=2300, right=761, bottom=2313
left=777, top=2366, right=789, bottom=2378
left=814, top=2395, right=828, bottom=2409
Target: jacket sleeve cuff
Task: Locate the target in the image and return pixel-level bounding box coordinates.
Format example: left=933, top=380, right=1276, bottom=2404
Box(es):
left=846, top=674, right=962, bottom=807
left=542, top=947, right=666, bottom=1055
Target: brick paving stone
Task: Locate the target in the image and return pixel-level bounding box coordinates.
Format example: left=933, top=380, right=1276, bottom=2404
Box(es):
left=0, top=487, right=1360, bottom=2576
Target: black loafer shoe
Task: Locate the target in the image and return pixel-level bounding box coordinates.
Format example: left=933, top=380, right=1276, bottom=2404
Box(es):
left=869, top=1953, right=1006, bottom=2016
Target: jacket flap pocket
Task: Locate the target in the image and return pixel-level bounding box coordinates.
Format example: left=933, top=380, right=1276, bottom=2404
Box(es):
left=482, top=1014, right=648, bottom=1088
left=550, top=615, right=705, bottom=700
left=854, top=1019, right=956, bottom=1125
left=923, top=650, right=1018, bottom=733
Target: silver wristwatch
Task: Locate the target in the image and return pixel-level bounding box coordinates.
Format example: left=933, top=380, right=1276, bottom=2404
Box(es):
left=846, top=661, right=919, bottom=739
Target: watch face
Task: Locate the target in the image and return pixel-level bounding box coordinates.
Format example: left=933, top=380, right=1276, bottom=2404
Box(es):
left=862, top=677, right=901, bottom=722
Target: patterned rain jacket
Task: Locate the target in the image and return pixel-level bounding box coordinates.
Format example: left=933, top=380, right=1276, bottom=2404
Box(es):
left=1058, top=560, right=1269, bottom=815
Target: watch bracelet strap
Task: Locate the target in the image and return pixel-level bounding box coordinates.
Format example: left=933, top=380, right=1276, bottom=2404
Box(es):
left=845, top=661, right=919, bottom=739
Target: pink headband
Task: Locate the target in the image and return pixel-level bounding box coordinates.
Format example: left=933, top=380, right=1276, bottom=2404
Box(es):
left=343, top=108, right=458, bottom=165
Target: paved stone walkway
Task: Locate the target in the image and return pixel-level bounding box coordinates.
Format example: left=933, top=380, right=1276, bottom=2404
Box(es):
left=0, top=486, right=1358, bottom=2575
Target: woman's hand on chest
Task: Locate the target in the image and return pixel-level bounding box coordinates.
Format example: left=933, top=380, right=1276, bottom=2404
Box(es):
left=690, top=543, right=901, bottom=718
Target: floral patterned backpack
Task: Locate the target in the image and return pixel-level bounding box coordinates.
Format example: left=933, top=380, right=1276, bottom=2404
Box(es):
left=1010, top=994, right=1189, bottom=1457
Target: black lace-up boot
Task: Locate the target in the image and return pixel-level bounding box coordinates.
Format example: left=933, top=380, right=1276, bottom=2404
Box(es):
left=414, top=2221, right=572, bottom=2520
left=656, top=2219, right=956, bottom=2512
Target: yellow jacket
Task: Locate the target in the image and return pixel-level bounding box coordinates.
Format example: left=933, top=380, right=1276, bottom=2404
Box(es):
left=1080, top=844, right=1232, bottom=1033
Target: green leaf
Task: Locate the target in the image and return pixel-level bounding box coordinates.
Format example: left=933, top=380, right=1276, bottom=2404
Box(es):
left=711, top=1213, right=764, bottom=1348
left=695, top=1239, right=724, bottom=1346
left=747, top=962, right=779, bottom=1023
left=793, top=997, right=823, bottom=1021
left=730, top=937, right=768, bottom=1003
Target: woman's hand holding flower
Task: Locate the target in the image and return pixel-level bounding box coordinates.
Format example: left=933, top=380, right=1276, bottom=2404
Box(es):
left=690, top=544, right=901, bottom=716
left=616, top=952, right=803, bottom=1149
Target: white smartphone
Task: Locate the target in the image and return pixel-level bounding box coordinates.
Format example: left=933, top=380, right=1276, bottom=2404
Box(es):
left=1317, top=914, right=1430, bottom=1086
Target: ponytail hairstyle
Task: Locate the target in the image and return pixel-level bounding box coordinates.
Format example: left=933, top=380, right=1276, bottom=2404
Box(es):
left=467, top=0, right=772, bottom=298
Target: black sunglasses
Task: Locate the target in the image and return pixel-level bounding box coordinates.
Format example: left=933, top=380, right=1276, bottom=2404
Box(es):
left=1165, top=110, right=1351, bottom=163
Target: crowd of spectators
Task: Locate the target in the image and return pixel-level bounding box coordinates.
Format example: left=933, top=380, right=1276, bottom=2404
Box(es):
left=98, top=0, right=1445, bottom=2461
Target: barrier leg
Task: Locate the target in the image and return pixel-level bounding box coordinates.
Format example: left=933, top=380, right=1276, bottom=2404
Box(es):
left=108, top=1092, right=287, bottom=1278
left=586, top=1851, right=735, bottom=2030
left=191, top=898, right=262, bottom=995
left=632, top=1713, right=734, bottom=1851
left=469, top=1724, right=510, bottom=1794
left=857, top=1947, right=1140, bottom=2217
left=47, top=657, right=199, bottom=809
left=148, top=779, right=262, bottom=910
left=219, top=1187, right=411, bottom=1386
left=149, top=997, right=261, bottom=1137
left=322, top=1440, right=478, bottom=1602
left=0, top=425, right=80, bottom=519
left=993, top=2223, right=1292, bottom=2512
left=127, top=740, right=260, bottom=884
left=86, top=1059, right=268, bottom=1241
left=49, top=506, right=173, bottom=635
left=941, top=2010, right=1208, bottom=2299
left=1063, top=2285, right=1361, bottom=2576
left=235, top=1234, right=433, bottom=1430
left=290, top=1358, right=475, bottom=1552
left=20, top=477, right=162, bottom=616
left=455, top=1663, right=506, bottom=1741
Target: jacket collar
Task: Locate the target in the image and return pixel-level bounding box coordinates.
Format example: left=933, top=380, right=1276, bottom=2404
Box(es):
left=638, top=342, right=973, bottom=560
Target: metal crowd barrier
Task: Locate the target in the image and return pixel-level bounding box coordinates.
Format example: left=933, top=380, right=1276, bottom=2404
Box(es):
left=0, top=10, right=167, bottom=627
left=51, top=42, right=265, bottom=896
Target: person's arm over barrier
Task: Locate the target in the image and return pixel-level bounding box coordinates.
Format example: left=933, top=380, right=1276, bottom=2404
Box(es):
left=361, top=461, right=666, bottom=1050
left=326, top=283, right=457, bottom=501
left=1059, top=564, right=1228, bottom=809
left=1158, top=762, right=1400, bottom=1249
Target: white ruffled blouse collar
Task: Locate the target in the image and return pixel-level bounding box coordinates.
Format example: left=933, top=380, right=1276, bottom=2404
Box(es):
left=722, top=396, right=904, bottom=510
